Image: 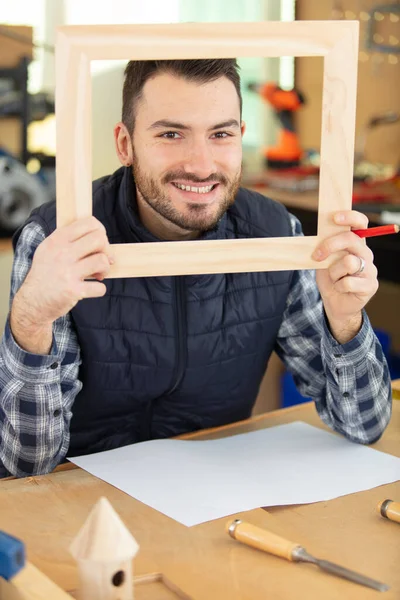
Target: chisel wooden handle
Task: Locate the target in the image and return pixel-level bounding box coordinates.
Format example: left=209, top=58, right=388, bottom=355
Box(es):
left=226, top=519, right=302, bottom=561
left=377, top=499, right=400, bottom=524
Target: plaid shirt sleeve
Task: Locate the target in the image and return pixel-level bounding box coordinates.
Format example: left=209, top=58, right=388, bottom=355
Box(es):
left=0, top=222, right=81, bottom=478
left=275, top=214, right=392, bottom=444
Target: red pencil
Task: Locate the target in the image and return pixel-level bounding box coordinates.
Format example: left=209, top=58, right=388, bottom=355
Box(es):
left=352, top=224, right=400, bottom=238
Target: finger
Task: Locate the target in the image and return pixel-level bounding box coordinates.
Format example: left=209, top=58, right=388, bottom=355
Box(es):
left=78, top=253, right=111, bottom=280
left=72, top=229, right=113, bottom=263
left=333, top=274, right=379, bottom=296
left=61, top=216, right=107, bottom=243
left=80, top=281, right=107, bottom=299
left=328, top=253, right=377, bottom=282
left=91, top=272, right=106, bottom=281
left=313, top=232, right=374, bottom=261
left=333, top=210, right=369, bottom=229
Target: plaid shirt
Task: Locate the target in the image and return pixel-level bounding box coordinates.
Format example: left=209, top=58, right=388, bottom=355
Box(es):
left=0, top=215, right=392, bottom=478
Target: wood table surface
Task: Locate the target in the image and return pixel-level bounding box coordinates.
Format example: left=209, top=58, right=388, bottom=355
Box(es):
left=392, top=379, right=400, bottom=400
left=0, top=401, right=399, bottom=600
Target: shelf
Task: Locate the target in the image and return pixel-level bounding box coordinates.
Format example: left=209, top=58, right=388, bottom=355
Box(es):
left=0, top=239, right=12, bottom=252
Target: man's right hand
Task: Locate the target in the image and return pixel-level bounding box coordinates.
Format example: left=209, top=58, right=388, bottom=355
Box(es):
left=10, top=217, right=113, bottom=354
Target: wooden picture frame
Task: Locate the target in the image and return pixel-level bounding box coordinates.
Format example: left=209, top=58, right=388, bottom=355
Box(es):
left=55, top=21, right=359, bottom=278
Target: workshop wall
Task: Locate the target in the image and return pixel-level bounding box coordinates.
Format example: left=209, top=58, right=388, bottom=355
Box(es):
left=295, top=0, right=400, bottom=355
left=0, top=26, right=33, bottom=157
left=91, top=66, right=124, bottom=180
left=295, top=0, right=400, bottom=167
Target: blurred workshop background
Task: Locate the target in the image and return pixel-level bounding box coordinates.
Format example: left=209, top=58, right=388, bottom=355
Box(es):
left=0, top=0, right=399, bottom=412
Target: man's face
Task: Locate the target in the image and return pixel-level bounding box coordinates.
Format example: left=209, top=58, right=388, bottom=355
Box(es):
left=130, top=73, right=244, bottom=234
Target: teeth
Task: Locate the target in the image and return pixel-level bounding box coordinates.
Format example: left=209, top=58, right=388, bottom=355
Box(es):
left=174, top=183, right=214, bottom=194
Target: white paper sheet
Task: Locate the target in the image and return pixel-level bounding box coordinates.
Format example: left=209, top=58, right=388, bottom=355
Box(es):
left=69, top=422, right=400, bottom=527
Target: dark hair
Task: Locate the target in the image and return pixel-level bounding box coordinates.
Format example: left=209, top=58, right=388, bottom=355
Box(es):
left=122, top=59, right=242, bottom=133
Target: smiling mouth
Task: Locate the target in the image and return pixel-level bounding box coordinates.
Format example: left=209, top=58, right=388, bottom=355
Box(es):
left=171, top=182, right=218, bottom=194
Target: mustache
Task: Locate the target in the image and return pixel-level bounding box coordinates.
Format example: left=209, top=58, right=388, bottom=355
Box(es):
left=162, top=172, right=229, bottom=186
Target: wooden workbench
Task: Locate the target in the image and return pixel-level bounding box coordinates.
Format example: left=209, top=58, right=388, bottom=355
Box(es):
left=0, top=400, right=399, bottom=600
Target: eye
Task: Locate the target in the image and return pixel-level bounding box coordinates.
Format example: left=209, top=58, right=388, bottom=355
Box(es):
left=212, top=131, right=232, bottom=139
left=160, top=131, right=181, bottom=139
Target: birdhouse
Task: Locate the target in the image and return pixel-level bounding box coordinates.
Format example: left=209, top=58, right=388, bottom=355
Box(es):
left=70, top=497, right=139, bottom=600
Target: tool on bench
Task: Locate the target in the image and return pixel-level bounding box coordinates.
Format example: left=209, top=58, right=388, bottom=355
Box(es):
left=248, top=81, right=305, bottom=169
left=0, top=531, right=25, bottom=581
left=377, top=499, right=400, bottom=524
left=226, top=519, right=389, bottom=592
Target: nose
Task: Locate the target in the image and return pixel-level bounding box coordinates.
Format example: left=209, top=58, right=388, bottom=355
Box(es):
left=182, top=139, right=216, bottom=179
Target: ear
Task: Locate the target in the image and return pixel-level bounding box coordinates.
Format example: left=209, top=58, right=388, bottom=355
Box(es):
left=240, top=121, right=246, bottom=138
left=114, top=122, right=134, bottom=166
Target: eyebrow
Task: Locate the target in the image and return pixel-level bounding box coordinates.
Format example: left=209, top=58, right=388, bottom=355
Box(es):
left=148, top=119, right=240, bottom=131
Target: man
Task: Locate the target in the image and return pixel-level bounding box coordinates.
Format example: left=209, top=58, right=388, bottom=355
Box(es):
left=0, top=59, right=391, bottom=478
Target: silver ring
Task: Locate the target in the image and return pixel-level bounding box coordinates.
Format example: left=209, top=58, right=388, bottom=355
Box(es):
left=353, top=256, right=365, bottom=276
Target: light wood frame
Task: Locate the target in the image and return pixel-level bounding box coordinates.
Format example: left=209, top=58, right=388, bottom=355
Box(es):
left=55, top=21, right=359, bottom=278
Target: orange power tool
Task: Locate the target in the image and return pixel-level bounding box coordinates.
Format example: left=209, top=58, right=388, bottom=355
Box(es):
left=248, top=82, right=305, bottom=169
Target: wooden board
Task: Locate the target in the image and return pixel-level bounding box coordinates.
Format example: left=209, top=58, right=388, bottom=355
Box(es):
left=0, top=562, right=72, bottom=600
left=0, top=25, right=33, bottom=68
left=1, top=402, right=399, bottom=600
left=55, top=21, right=358, bottom=276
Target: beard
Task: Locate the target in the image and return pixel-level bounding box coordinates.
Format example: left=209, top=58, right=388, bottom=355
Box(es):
left=131, top=148, right=242, bottom=234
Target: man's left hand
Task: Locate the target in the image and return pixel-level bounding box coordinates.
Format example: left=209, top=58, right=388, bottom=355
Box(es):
left=312, top=210, right=378, bottom=344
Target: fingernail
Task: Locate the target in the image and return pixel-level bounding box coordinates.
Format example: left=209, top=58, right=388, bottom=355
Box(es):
left=109, top=256, right=115, bottom=265
left=312, top=249, right=324, bottom=261
left=334, top=213, right=345, bottom=223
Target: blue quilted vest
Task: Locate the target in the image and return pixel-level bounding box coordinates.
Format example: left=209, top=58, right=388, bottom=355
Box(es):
left=16, top=167, right=294, bottom=456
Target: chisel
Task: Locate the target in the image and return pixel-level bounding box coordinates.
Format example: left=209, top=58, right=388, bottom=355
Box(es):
left=226, top=519, right=389, bottom=592
left=377, top=499, right=400, bottom=524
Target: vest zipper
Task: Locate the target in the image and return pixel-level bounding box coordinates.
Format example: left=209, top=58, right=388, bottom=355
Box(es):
left=139, top=276, right=187, bottom=442
left=167, top=276, right=187, bottom=395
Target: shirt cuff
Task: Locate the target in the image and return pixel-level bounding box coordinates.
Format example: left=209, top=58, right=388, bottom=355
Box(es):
left=1, top=316, right=62, bottom=384
left=321, top=309, right=375, bottom=368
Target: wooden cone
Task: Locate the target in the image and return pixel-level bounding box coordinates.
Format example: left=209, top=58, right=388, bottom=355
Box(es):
left=70, top=497, right=139, bottom=600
